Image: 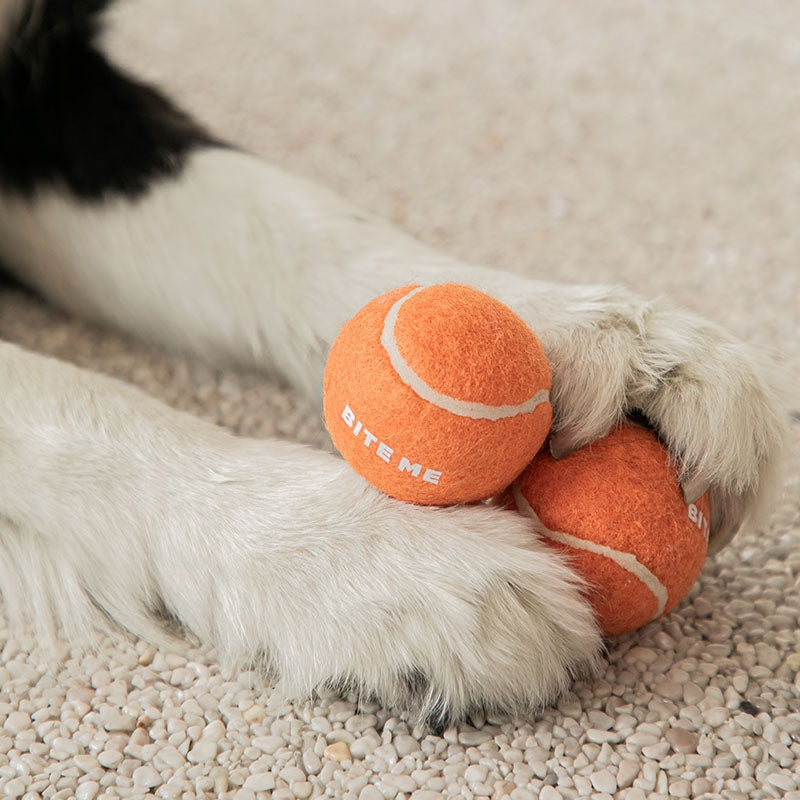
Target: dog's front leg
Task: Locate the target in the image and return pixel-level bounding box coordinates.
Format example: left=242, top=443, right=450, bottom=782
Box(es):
left=0, top=340, right=600, bottom=723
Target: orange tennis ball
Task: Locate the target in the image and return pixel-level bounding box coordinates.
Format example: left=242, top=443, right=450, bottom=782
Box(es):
left=508, top=423, right=710, bottom=636
left=323, top=283, right=553, bottom=504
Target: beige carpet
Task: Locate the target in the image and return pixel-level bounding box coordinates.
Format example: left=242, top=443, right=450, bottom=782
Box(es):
left=1, top=1, right=798, bottom=799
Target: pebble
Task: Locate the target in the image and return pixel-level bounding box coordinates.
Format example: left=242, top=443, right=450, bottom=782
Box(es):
left=665, top=728, right=699, bottom=753
left=585, top=728, right=620, bottom=744
left=324, top=741, right=352, bottom=762
left=302, top=748, right=322, bottom=774
left=459, top=729, right=493, bottom=746
left=654, top=681, right=683, bottom=700
left=3, top=712, right=32, bottom=734
left=154, top=745, right=185, bottom=771
left=75, top=781, right=100, bottom=800
left=641, top=742, right=671, bottom=761
left=394, top=734, right=421, bottom=756
left=97, top=750, right=123, bottom=768
left=252, top=735, right=283, bottom=754
left=187, top=738, right=218, bottom=763
left=74, top=754, right=100, bottom=772
left=132, top=765, right=162, bottom=787
left=616, top=759, right=640, bottom=788
left=702, top=707, right=730, bottom=728
left=590, top=768, right=617, bottom=794
left=767, top=771, right=798, bottom=792
left=378, top=773, right=418, bottom=794
left=3, top=778, right=26, bottom=798
left=202, top=719, right=226, bottom=740
left=99, top=710, right=136, bottom=733
left=243, top=772, right=276, bottom=791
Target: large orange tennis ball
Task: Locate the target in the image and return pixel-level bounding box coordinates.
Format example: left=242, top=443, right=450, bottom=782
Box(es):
left=323, top=284, right=553, bottom=504
left=508, top=423, right=710, bottom=636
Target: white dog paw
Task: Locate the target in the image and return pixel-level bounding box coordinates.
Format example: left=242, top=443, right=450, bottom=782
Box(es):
left=514, top=283, right=790, bottom=552
left=208, top=465, right=603, bottom=726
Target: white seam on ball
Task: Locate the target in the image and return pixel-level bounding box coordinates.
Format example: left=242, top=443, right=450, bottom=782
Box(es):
left=512, top=483, right=668, bottom=620
left=380, top=285, right=550, bottom=421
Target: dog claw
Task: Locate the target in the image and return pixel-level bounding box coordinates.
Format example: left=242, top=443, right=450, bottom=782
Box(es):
left=548, top=432, right=578, bottom=461
left=681, top=476, right=710, bottom=506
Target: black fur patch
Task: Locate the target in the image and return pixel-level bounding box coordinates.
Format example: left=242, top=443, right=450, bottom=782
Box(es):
left=0, top=0, right=221, bottom=200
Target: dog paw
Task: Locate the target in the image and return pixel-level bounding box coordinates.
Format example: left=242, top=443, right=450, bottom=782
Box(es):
left=513, top=283, right=790, bottom=552
left=205, top=461, right=602, bottom=726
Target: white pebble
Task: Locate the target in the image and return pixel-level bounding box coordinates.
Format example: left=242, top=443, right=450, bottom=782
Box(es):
left=669, top=778, right=692, bottom=797
left=133, top=765, right=162, bottom=787
left=327, top=701, right=356, bottom=722
left=99, top=709, right=136, bottom=733
left=3, top=778, right=26, bottom=798
left=616, top=759, right=640, bottom=788
left=75, top=781, right=100, bottom=800
left=465, top=764, right=489, bottom=784
left=627, top=732, right=659, bottom=748
left=702, top=707, right=729, bottom=727
left=378, top=773, right=417, bottom=794
left=187, top=738, right=218, bottom=763
left=252, top=735, right=283, bottom=754
left=641, top=742, right=671, bottom=760
left=654, top=681, right=683, bottom=700
left=302, top=748, right=322, bottom=774
left=97, top=750, right=123, bottom=768
left=587, top=710, right=615, bottom=730
left=372, top=742, right=398, bottom=765
left=585, top=728, right=620, bottom=744
left=767, top=771, right=798, bottom=792
left=279, top=765, right=306, bottom=785
left=243, top=772, right=276, bottom=792
left=459, top=729, right=492, bottom=746
left=349, top=735, right=378, bottom=759
left=154, top=745, right=185, bottom=770
left=539, top=787, right=562, bottom=800
left=73, top=754, right=100, bottom=773
left=590, top=768, right=617, bottom=794
left=394, top=734, right=421, bottom=757
left=345, top=714, right=378, bottom=733
left=3, top=712, right=32, bottom=734
left=202, top=720, right=226, bottom=741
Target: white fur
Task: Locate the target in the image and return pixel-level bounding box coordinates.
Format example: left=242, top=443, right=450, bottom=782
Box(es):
left=0, top=14, right=791, bottom=720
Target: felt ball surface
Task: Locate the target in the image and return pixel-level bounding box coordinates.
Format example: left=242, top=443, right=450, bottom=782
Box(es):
left=323, top=284, right=553, bottom=504
left=509, top=423, right=710, bottom=636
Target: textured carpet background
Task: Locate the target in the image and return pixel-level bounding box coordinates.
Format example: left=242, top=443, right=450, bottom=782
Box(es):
left=0, top=1, right=798, bottom=799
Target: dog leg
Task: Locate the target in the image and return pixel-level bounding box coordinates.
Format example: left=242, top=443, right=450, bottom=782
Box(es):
left=0, top=340, right=601, bottom=723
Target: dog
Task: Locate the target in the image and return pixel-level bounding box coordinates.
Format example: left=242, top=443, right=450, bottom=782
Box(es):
left=0, top=0, right=789, bottom=725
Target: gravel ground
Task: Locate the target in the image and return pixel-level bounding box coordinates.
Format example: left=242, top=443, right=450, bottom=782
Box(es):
left=2, top=1, right=800, bottom=799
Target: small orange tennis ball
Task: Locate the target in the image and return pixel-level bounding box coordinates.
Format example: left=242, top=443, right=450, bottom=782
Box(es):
left=323, top=283, right=553, bottom=505
left=508, top=423, right=710, bottom=636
